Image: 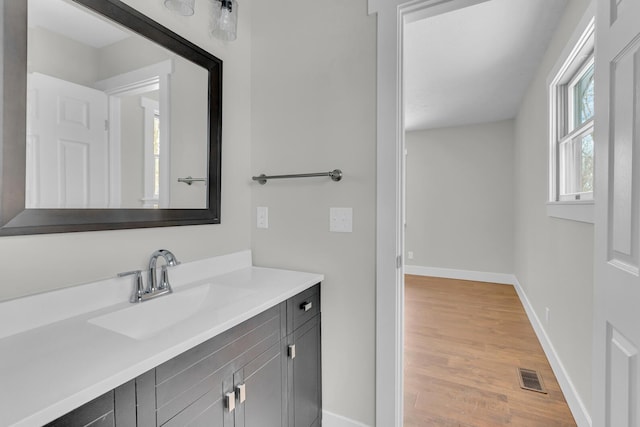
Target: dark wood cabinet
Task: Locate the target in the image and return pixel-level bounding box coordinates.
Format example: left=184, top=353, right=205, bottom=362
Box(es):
left=287, top=315, right=322, bottom=427
left=46, top=285, right=321, bottom=427
left=152, top=304, right=283, bottom=427
left=45, top=381, right=136, bottom=427
left=285, top=283, right=322, bottom=427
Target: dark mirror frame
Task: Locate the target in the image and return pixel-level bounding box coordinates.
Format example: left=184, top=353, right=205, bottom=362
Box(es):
left=0, top=0, right=222, bottom=236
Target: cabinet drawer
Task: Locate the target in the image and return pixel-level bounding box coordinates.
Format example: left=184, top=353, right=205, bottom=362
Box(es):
left=288, top=284, right=320, bottom=332
left=45, top=391, right=114, bottom=427
left=46, top=381, right=137, bottom=427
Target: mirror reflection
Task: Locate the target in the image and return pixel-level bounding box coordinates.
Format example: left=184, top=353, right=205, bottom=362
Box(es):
left=26, top=0, right=208, bottom=209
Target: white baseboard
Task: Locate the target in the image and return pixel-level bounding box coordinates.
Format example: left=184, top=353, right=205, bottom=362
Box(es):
left=322, top=411, right=371, bottom=427
left=512, top=278, right=592, bottom=427
left=404, top=265, right=591, bottom=426
left=404, top=265, right=516, bottom=285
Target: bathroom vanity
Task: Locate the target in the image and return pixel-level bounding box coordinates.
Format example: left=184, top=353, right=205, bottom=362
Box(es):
left=0, top=251, right=322, bottom=427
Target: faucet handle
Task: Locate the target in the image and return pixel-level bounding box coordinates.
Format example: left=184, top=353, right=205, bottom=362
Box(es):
left=119, top=270, right=144, bottom=303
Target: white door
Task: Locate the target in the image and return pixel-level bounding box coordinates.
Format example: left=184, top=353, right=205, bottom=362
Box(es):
left=26, top=73, right=109, bottom=208
left=593, top=0, right=640, bottom=426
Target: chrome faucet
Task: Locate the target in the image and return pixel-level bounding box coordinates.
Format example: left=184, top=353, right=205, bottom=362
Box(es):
left=119, top=249, right=180, bottom=303
left=147, top=249, right=180, bottom=294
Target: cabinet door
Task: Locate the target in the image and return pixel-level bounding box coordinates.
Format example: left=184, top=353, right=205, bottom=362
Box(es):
left=159, top=379, right=233, bottom=427
left=234, top=342, right=286, bottom=427
left=287, top=315, right=321, bottom=427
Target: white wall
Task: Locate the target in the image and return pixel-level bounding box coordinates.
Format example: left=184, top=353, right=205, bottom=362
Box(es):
left=250, top=0, right=377, bottom=425
left=405, top=120, right=514, bottom=274
left=513, top=0, right=594, bottom=415
left=168, top=58, right=209, bottom=209
left=28, top=26, right=99, bottom=86
left=120, top=94, right=145, bottom=206
left=97, top=35, right=171, bottom=81
left=0, top=0, right=253, bottom=301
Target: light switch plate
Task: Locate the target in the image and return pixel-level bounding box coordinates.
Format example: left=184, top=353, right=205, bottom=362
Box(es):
left=330, top=208, right=352, bottom=233
left=257, top=207, right=268, bottom=229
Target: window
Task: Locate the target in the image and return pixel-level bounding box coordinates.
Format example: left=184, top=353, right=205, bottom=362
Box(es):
left=141, top=97, right=160, bottom=208
left=559, top=57, right=594, bottom=200
left=548, top=15, right=595, bottom=222
left=153, top=113, right=161, bottom=200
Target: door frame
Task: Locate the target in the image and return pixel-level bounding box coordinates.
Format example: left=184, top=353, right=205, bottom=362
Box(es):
left=94, top=60, right=173, bottom=208
left=369, top=1, right=490, bottom=425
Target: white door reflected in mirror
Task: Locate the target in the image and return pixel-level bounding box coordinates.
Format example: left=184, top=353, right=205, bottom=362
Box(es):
left=26, top=73, right=109, bottom=208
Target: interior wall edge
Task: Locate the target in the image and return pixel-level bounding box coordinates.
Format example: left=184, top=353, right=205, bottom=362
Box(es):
left=404, top=265, right=516, bottom=285
left=512, top=276, right=592, bottom=427
left=322, top=410, right=372, bottom=427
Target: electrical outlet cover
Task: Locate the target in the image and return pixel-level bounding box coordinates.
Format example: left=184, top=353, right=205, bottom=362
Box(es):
left=330, top=208, right=353, bottom=233
left=257, top=207, right=268, bottom=229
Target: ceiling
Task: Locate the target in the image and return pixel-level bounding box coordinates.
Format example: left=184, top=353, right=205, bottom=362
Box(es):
left=404, top=0, right=568, bottom=132
left=29, top=0, right=131, bottom=49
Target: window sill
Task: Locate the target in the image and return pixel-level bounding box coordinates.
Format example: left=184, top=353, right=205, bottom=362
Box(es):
left=546, top=201, right=594, bottom=224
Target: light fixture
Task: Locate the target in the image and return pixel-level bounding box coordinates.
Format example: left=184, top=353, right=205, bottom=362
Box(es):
left=164, top=0, right=195, bottom=16
left=210, top=0, right=238, bottom=41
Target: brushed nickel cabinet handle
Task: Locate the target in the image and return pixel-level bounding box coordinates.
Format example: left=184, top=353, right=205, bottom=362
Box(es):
left=300, top=301, right=312, bottom=312
left=288, top=344, right=296, bottom=359
left=236, top=383, right=246, bottom=403
left=225, top=391, right=236, bottom=412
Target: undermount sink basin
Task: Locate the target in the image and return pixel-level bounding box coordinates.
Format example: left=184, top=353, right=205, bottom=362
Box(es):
left=89, top=283, right=249, bottom=340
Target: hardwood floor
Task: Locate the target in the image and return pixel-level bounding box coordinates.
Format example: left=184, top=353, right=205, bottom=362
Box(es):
left=404, top=275, right=577, bottom=427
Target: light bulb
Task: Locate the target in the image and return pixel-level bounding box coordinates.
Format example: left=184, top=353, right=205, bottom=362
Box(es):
left=220, top=9, right=232, bottom=31
left=210, top=0, right=222, bottom=32
left=164, top=0, right=195, bottom=16
left=211, top=0, right=237, bottom=41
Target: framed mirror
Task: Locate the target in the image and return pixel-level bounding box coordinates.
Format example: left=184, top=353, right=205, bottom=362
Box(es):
left=0, top=0, right=222, bottom=236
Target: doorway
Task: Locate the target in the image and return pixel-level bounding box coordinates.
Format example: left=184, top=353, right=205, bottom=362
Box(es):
left=372, top=0, right=575, bottom=425
left=401, top=1, right=569, bottom=424
left=373, top=0, right=640, bottom=425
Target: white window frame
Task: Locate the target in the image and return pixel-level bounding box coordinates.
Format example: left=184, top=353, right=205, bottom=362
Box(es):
left=547, top=10, right=595, bottom=223
left=140, top=97, right=160, bottom=208
left=557, top=56, right=594, bottom=203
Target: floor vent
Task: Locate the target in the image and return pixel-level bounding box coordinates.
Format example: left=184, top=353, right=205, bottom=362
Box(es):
left=517, top=368, right=547, bottom=394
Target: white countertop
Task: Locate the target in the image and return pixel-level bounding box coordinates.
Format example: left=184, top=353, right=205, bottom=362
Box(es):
left=0, top=251, right=323, bottom=427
